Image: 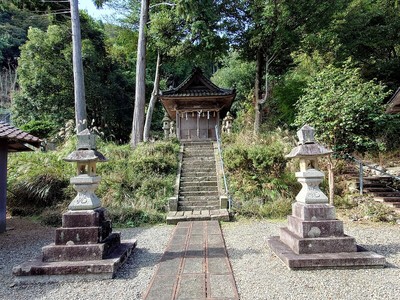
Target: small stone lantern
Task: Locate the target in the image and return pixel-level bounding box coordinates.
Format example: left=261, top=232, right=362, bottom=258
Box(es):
left=222, top=112, right=234, bottom=134
left=162, top=114, right=171, bottom=139
left=286, top=124, right=332, bottom=204
left=64, top=129, right=107, bottom=210
left=170, top=120, right=176, bottom=138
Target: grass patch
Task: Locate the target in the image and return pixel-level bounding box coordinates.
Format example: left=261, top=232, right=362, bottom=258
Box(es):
left=7, top=138, right=180, bottom=227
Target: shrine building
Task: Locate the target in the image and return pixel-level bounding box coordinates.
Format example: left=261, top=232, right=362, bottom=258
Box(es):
left=159, top=68, right=236, bottom=141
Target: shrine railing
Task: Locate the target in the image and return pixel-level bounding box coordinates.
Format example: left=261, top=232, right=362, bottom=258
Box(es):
left=215, top=125, right=232, bottom=210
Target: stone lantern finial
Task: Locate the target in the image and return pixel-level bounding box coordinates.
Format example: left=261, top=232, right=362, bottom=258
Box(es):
left=297, top=124, right=315, bottom=145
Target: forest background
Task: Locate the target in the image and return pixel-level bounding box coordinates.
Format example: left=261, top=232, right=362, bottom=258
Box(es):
left=1, top=0, right=400, bottom=225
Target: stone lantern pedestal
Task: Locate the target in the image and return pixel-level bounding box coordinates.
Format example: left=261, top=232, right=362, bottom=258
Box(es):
left=13, top=130, right=137, bottom=284
left=267, top=125, right=385, bottom=269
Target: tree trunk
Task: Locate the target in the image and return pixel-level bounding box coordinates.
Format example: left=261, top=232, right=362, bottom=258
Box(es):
left=143, top=51, right=161, bottom=142
left=328, top=156, right=335, bottom=205
left=70, top=0, right=87, bottom=133
left=253, top=50, right=262, bottom=134
left=130, top=0, right=149, bottom=148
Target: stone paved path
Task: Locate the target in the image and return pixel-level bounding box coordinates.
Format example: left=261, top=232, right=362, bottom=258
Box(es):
left=143, top=221, right=239, bottom=300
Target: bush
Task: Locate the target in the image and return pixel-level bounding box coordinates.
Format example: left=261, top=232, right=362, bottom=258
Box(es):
left=7, top=139, right=180, bottom=226
left=19, top=119, right=57, bottom=139
left=223, top=129, right=298, bottom=218
left=295, top=61, right=390, bottom=154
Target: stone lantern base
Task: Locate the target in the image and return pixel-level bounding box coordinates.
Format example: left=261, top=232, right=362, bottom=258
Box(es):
left=13, top=208, right=136, bottom=284
left=267, top=202, right=385, bottom=269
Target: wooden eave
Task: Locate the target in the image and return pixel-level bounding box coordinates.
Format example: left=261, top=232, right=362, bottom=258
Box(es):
left=386, top=87, right=400, bottom=114
left=160, top=94, right=235, bottom=120
left=0, top=122, right=41, bottom=152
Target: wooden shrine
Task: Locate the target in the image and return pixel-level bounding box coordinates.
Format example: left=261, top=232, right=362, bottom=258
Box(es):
left=159, top=68, right=236, bottom=141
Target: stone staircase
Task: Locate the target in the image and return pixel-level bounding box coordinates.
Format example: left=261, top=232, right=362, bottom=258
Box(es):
left=167, top=141, right=229, bottom=224
left=360, top=176, right=400, bottom=212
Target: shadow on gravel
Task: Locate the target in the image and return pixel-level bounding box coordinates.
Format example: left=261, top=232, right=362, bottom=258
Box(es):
left=359, top=243, right=400, bottom=268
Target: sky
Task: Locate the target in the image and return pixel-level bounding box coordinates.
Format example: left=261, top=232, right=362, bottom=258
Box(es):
left=78, top=0, right=114, bottom=20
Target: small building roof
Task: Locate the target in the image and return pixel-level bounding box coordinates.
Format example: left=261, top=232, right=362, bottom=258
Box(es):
left=386, top=87, right=400, bottom=114
left=159, top=68, right=236, bottom=119
left=0, top=122, right=41, bottom=151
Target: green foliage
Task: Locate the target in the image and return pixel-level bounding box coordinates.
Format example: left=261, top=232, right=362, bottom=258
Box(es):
left=7, top=139, right=179, bottom=226
left=20, top=119, right=57, bottom=139
left=295, top=61, right=390, bottom=154
left=211, top=52, right=255, bottom=114
left=13, top=13, right=134, bottom=142
left=223, top=129, right=298, bottom=218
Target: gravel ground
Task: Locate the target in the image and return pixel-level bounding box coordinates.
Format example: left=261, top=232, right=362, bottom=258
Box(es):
left=1, top=217, right=399, bottom=300
left=0, top=217, right=174, bottom=300
left=222, top=219, right=400, bottom=300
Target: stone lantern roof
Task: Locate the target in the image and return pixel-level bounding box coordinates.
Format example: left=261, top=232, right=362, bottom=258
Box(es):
left=286, top=125, right=332, bottom=159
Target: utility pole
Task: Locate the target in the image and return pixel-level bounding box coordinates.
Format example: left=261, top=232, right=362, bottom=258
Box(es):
left=70, top=0, right=87, bottom=133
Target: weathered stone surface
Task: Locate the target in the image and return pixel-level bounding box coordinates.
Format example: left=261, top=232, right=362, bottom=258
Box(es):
left=43, top=232, right=121, bottom=262
left=62, top=208, right=106, bottom=228
left=268, top=236, right=385, bottom=269
left=287, top=215, right=344, bottom=238
left=12, top=240, right=137, bottom=283
left=292, top=202, right=336, bottom=220
left=55, top=226, right=101, bottom=245
left=279, top=227, right=357, bottom=255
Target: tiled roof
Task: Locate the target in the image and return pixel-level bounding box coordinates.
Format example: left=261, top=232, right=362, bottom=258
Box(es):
left=0, top=122, right=41, bottom=151
left=161, top=68, right=235, bottom=97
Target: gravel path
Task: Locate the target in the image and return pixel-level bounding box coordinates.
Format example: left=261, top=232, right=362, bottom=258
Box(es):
left=1, top=217, right=399, bottom=300
left=222, top=219, right=400, bottom=300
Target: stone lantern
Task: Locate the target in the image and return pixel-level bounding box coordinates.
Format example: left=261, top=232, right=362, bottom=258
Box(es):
left=222, top=112, right=234, bottom=134
left=13, top=129, right=136, bottom=283
left=162, top=113, right=171, bottom=139
left=267, top=125, right=385, bottom=269
left=286, top=124, right=332, bottom=204
left=64, top=129, right=107, bottom=210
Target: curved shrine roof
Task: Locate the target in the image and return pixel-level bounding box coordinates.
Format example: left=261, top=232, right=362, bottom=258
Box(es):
left=159, top=68, right=236, bottom=119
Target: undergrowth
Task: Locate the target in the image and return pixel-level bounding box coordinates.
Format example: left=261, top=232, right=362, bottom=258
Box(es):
left=7, top=138, right=179, bottom=227
left=222, top=128, right=299, bottom=219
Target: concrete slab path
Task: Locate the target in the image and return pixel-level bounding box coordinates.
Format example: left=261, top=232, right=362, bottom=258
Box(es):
left=143, top=220, right=239, bottom=300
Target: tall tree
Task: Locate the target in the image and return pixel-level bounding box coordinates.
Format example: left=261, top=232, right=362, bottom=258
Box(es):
left=143, top=51, right=160, bottom=142
left=130, top=0, right=149, bottom=148
left=70, top=0, right=87, bottom=133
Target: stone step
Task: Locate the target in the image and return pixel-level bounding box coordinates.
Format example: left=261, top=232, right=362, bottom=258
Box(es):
left=179, top=195, right=220, bottom=202
left=357, top=182, right=389, bottom=188
left=364, top=187, right=394, bottom=193
left=180, top=176, right=218, bottom=182
left=361, top=176, right=392, bottom=181
left=181, top=171, right=217, bottom=177
left=178, top=205, right=221, bottom=211
left=180, top=181, right=218, bottom=187
left=182, top=158, right=215, bottom=164
left=372, top=192, right=400, bottom=197
left=179, top=190, right=219, bottom=196
left=182, top=161, right=216, bottom=166
left=178, top=200, right=220, bottom=206
left=374, top=196, right=400, bottom=203
left=180, top=185, right=219, bottom=192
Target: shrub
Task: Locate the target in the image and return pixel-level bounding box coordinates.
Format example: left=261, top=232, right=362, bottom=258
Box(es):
left=7, top=139, right=180, bottom=226
left=223, top=129, right=298, bottom=218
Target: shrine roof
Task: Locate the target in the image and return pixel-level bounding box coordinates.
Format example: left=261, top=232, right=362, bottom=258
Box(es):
left=159, top=68, right=236, bottom=119
left=0, top=122, right=41, bottom=152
